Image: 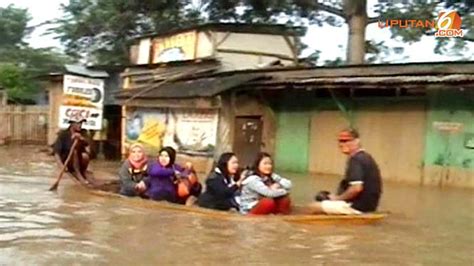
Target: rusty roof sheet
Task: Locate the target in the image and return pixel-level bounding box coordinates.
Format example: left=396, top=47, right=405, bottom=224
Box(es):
left=116, top=74, right=264, bottom=100
left=206, top=61, right=474, bottom=79
left=256, top=74, right=474, bottom=86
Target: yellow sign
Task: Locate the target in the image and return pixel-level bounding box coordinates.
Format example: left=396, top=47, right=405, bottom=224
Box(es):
left=152, top=31, right=197, bottom=63
left=126, top=109, right=168, bottom=154
left=137, top=120, right=166, bottom=147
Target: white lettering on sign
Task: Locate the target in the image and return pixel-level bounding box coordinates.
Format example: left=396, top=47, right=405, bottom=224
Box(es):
left=66, top=86, right=94, bottom=96
left=59, top=74, right=104, bottom=131
left=433, top=121, right=464, bottom=133
left=59, top=106, right=102, bottom=130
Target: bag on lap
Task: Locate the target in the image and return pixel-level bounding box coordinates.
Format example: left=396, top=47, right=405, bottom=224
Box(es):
left=315, top=190, right=331, bottom=202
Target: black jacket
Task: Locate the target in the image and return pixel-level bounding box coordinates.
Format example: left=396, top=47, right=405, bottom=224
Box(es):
left=53, top=129, right=89, bottom=163
left=197, top=170, right=239, bottom=211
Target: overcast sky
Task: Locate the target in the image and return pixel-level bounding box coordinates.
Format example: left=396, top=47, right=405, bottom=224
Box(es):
left=1, top=0, right=472, bottom=64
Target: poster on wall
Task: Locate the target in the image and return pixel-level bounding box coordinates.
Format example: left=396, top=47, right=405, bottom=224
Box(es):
left=152, top=31, right=197, bottom=63
left=58, top=74, right=104, bottom=130
left=125, top=108, right=218, bottom=156
left=125, top=108, right=168, bottom=154
left=166, top=109, right=218, bottom=156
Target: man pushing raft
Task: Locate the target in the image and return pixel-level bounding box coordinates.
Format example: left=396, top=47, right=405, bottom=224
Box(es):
left=52, top=118, right=95, bottom=185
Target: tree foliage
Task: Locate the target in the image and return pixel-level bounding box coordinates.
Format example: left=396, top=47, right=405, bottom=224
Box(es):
left=0, top=64, right=35, bottom=101
left=52, top=0, right=203, bottom=64
left=52, top=0, right=473, bottom=65
left=0, top=5, right=71, bottom=103
left=0, top=5, right=30, bottom=48
left=379, top=0, right=473, bottom=55
left=200, top=0, right=473, bottom=63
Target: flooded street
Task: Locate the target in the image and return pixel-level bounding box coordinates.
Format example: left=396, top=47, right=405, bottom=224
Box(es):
left=0, top=146, right=473, bottom=265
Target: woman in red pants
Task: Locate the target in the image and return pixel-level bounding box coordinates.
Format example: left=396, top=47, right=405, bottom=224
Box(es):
left=240, top=152, right=292, bottom=215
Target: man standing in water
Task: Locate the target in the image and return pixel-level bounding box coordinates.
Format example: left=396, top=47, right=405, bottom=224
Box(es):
left=53, top=118, right=92, bottom=184
left=309, top=128, right=382, bottom=214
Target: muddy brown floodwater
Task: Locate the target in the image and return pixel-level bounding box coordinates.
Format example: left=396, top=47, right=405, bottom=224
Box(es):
left=0, top=146, right=473, bottom=265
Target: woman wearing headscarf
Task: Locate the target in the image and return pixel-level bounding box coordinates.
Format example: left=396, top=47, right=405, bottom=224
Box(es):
left=146, top=146, right=182, bottom=203
left=119, top=143, right=150, bottom=197
left=197, top=152, right=245, bottom=211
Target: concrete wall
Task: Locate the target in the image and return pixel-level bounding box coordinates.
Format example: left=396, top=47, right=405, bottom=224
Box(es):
left=215, top=32, right=295, bottom=70
left=308, top=110, right=348, bottom=175
left=273, top=94, right=313, bottom=172
left=120, top=93, right=276, bottom=175
left=217, top=93, right=277, bottom=162
left=274, top=110, right=310, bottom=173
left=215, top=32, right=294, bottom=56
left=136, top=38, right=151, bottom=64
left=131, top=31, right=296, bottom=69
left=423, top=90, right=474, bottom=188
left=273, top=94, right=429, bottom=184
left=355, top=102, right=426, bottom=183
left=196, top=31, right=214, bottom=59
left=234, top=93, right=277, bottom=154
left=217, top=53, right=293, bottom=71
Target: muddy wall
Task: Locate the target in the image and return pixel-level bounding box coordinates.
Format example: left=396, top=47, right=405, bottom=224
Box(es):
left=423, top=90, right=474, bottom=188
left=218, top=92, right=277, bottom=165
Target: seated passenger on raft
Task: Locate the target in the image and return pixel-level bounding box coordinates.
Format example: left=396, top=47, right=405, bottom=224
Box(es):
left=308, top=128, right=382, bottom=215
left=240, top=152, right=292, bottom=215
left=146, top=146, right=186, bottom=203
left=175, top=162, right=202, bottom=206
left=118, top=143, right=150, bottom=197
left=197, top=152, right=245, bottom=211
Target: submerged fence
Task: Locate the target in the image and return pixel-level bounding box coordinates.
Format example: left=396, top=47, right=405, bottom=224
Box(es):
left=0, top=105, right=48, bottom=145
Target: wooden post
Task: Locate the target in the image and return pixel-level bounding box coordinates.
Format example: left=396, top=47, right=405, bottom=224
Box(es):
left=0, top=91, right=6, bottom=106
left=121, top=68, right=130, bottom=159
left=283, top=35, right=299, bottom=66
left=0, top=106, right=4, bottom=145
left=10, top=106, right=14, bottom=142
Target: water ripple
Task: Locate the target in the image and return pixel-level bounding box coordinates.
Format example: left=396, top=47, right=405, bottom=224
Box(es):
left=0, top=228, right=74, bottom=242
left=0, top=211, right=59, bottom=224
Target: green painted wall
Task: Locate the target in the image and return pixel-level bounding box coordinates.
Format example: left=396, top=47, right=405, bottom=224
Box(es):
left=273, top=93, right=348, bottom=173
left=273, top=92, right=457, bottom=175
left=424, top=90, right=474, bottom=169
left=274, top=110, right=310, bottom=172
left=272, top=93, right=315, bottom=172
left=271, top=88, right=473, bottom=185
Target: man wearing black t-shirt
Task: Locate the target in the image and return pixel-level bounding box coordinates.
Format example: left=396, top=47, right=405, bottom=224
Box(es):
left=309, top=128, right=382, bottom=214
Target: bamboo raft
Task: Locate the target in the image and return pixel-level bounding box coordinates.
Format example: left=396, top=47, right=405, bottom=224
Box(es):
left=65, top=169, right=388, bottom=225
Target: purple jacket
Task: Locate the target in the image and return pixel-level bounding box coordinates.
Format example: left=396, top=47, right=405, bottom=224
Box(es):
left=146, top=163, right=185, bottom=202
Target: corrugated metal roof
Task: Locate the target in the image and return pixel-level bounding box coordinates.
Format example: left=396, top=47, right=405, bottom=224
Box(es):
left=116, top=74, right=264, bottom=100
left=114, top=61, right=474, bottom=103
left=123, top=62, right=221, bottom=90
left=65, top=64, right=109, bottom=78
left=204, top=61, right=474, bottom=79
left=253, top=74, right=474, bottom=86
